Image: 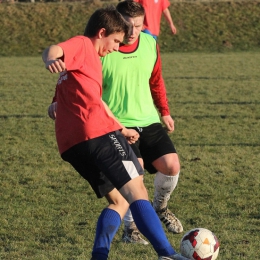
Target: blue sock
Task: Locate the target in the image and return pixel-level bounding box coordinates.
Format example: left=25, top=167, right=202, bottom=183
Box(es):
left=130, top=200, right=176, bottom=256
left=92, top=208, right=121, bottom=260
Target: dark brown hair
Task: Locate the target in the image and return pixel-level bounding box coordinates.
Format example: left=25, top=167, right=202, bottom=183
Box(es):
left=116, top=0, right=145, bottom=18
left=84, top=6, right=130, bottom=38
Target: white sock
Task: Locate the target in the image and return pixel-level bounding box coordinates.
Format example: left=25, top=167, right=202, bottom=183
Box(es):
left=123, top=208, right=134, bottom=228
left=153, top=171, right=179, bottom=211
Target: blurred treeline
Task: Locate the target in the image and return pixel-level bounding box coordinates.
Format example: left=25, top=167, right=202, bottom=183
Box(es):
left=1, top=0, right=260, bottom=55
left=1, top=0, right=104, bottom=2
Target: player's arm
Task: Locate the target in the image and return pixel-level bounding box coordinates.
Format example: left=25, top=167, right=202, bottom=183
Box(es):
left=101, top=100, right=139, bottom=143
left=42, top=45, right=66, bottom=73
left=47, top=98, right=140, bottom=141
left=162, top=8, right=177, bottom=35
left=48, top=101, right=57, bottom=120
left=149, top=44, right=174, bottom=133
left=47, top=85, right=58, bottom=120
left=149, top=44, right=170, bottom=116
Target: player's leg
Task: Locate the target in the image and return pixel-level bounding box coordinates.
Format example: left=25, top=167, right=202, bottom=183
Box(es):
left=119, top=176, right=188, bottom=259
left=140, top=123, right=183, bottom=233
left=92, top=188, right=129, bottom=260
left=105, top=188, right=129, bottom=218
left=95, top=131, right=182, bottom=258
left=152, top=153, right=183, bottom=233
left=121, top=154, right=149, bottom=245
left=122, top=207, right=149, bottom=245
left=68, top=132, right=185, bottom=260
left=61, top=142, right=128, bottom=260
left=152, top=153, right=180, bottom=210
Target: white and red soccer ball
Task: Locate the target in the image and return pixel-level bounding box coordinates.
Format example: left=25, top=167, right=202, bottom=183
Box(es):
left=180, top=228, right=220, bottom=260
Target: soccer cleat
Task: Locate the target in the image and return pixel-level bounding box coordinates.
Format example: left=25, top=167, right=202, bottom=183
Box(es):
left=156, top=207, right=183, bottom=233
left=158, top=253, right=190, bottom=260
left=122, top=225, right=149, bottom=245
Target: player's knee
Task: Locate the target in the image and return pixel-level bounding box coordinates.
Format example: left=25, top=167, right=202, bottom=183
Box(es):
left=108, top=196, right=128, bottom=208
left=117, top=196, right=129, bottom=208
left=120, top=177, right=149, bottom=203
left=105, top=190, right=129, bottom=209
left=165, top=160, right=180, bottom=176
left=171, top=154, right=181, bottom=175
left=105, top=194, right=129, bottom=219
left=172, top=161, right=181, bottom=175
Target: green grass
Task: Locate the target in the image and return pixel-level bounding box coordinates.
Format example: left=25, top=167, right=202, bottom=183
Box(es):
left=0, top=52, right=260, bottom=259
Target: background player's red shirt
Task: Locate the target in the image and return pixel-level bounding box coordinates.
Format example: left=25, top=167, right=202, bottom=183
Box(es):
left=134, top=0, right=170, bottom=36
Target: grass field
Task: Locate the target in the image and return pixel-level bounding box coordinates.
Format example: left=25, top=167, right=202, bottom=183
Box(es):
left=0, top=52, right=260, bottom=259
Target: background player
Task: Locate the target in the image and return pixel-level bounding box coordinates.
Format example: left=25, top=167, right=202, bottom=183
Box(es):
left=134, top=0, right=177, bottom=39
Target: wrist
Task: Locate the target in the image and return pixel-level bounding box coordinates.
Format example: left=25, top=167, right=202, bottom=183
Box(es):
left=120, top=127, right=127, bottom=135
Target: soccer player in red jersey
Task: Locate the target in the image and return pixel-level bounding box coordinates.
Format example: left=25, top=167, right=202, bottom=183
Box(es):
left=134, top=0, right=177, bottom=39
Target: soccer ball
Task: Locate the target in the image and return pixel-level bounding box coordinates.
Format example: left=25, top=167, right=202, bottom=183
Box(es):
left=180, top=228, right=220, bottom=260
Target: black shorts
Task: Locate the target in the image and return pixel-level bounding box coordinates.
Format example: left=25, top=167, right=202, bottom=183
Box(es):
left=129, top=123, right=177, bottom=174
left=61, top=131, right=144, bottom=198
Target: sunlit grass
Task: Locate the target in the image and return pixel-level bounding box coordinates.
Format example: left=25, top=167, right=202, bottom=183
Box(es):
left=0, top=52, right=260, bottom=259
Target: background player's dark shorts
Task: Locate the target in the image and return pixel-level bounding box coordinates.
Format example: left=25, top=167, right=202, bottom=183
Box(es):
left=61, top=131, right=144, bottom=198
left=129, top=123, right=177, bottom=174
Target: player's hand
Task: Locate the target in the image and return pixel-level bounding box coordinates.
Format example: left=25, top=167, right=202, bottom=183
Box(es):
left=161, top=115, right=174, bottom=133
left=171, top=24, right=177, bottom=35
left=48, top=102, right=57, bottom=120
left=45, top=59, right=66, bottom=73
left=121, top=128, right=139, bottom=144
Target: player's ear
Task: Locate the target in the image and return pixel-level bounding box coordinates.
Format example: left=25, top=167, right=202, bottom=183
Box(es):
left=98, top=28, right=106, bottom=39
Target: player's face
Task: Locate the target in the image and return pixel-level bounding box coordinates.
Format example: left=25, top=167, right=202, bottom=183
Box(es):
left=99, top=31, right=125, bottom=57
left=123, top=15, right=144, bottom=45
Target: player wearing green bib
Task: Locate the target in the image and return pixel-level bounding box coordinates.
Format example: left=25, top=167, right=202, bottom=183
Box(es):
left=102, top=32, right=160, bottom=127
left=101, top=1, right=184, bottom=245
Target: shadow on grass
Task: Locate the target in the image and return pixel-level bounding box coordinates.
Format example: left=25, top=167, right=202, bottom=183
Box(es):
left=167, top=76, right=260, bottom=80
left=186, top=143, right=260, bottom=147
left=173, top=101, right=260, bottom=105
left=0, top=115, right=45, bottom=119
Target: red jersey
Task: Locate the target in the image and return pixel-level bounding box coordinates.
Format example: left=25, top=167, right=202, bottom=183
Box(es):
left=55, top=36, right=121, bottom=154
left=134, top=0, right=170, bottom=36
